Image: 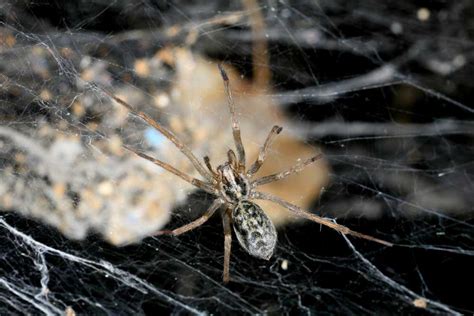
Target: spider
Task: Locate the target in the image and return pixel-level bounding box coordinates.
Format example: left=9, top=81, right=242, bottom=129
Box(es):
left=105, top=64, right=392, bottom=283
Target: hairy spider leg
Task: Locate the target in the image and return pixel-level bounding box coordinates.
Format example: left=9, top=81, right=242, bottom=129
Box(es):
left=218, top=64, right=246, bottom=171
left=251, top=153, right=323, bottom=187
left=222, top=208, right=233, bottom=283
left=104, top=89, right=214, bottom=182
left=252, top=191, right=393, bottom=247
left=204, top=156, right=219, bottom=180
left=227, top=149, right=239, bottom=169
left=123, top=145, right=216, bottom=194
left=155, top=199, right=223, bottom=236
left=247, top=125, right=283, bottom=177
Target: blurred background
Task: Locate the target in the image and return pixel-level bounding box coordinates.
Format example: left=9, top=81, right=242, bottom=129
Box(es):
left=0, top=0, right=473, bottom=314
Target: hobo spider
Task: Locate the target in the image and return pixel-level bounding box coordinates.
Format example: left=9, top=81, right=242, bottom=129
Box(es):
left=106, top=64, right=392, bottom=283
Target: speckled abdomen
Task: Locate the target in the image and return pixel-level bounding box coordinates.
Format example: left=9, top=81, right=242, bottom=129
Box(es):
left=232, top=200, right=277, bottom=260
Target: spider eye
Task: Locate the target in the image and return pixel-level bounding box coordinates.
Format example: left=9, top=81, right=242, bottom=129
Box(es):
left=232, top=201, right=277, bottom=260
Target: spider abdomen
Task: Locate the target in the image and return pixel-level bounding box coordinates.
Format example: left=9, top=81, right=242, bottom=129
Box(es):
left=232, top=201, right=277, bottom=260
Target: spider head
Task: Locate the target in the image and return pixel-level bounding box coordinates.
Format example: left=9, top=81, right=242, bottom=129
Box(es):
left=216, top=151, right=250, bottom=203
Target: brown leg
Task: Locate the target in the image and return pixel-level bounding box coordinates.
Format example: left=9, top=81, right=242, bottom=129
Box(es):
left=218, top=64, right=246, bottom=170
left=222, top=209, right=233, bottom=283
left=251, top=153, right=323, bottom=187
left=251, top=191, right=393, bottom=247
left=247, top=125, right=282, bottom=177
left=123, top=145, right=216, bottom=194
left=227, top=149, right=238, bottom=169
left=104, top=89, right=213, bottom=181
left=204, top=156, right=218, bottom=180
left=156, top=199, right=222, bottom=236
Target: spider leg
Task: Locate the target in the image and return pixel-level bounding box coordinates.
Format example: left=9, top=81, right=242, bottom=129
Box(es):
left=227, top=149, right=238, bottom=169
left=247, top=125, right=283, bottom=177
left=123, top=145, right=216, bottom=194
left=222, top=208, right=233, bottom=283
left=251, top=153, right=323, bottom=187
left=251, top=191, right=393, bottom=247
left=155, top=199, right=223, bottom=236
left=218, top=64, right=246, bottom=170
left=104, top=90, right=214, bottom=182
left=204, top=156, right=219, bottom=180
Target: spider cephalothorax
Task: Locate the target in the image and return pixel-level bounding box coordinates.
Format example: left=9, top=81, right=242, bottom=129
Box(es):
left=216, top=151, right=250, bottom=203
left=107, top=64, right=392, bottom=283
left=211, top=149, right=277, bottom=260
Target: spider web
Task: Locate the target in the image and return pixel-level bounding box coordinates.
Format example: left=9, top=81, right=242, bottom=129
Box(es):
left=0, top=0, right=473, bottom=314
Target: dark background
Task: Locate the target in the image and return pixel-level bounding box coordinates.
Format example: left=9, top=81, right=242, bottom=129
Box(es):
left=0, top=0, right=473, bottom=314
